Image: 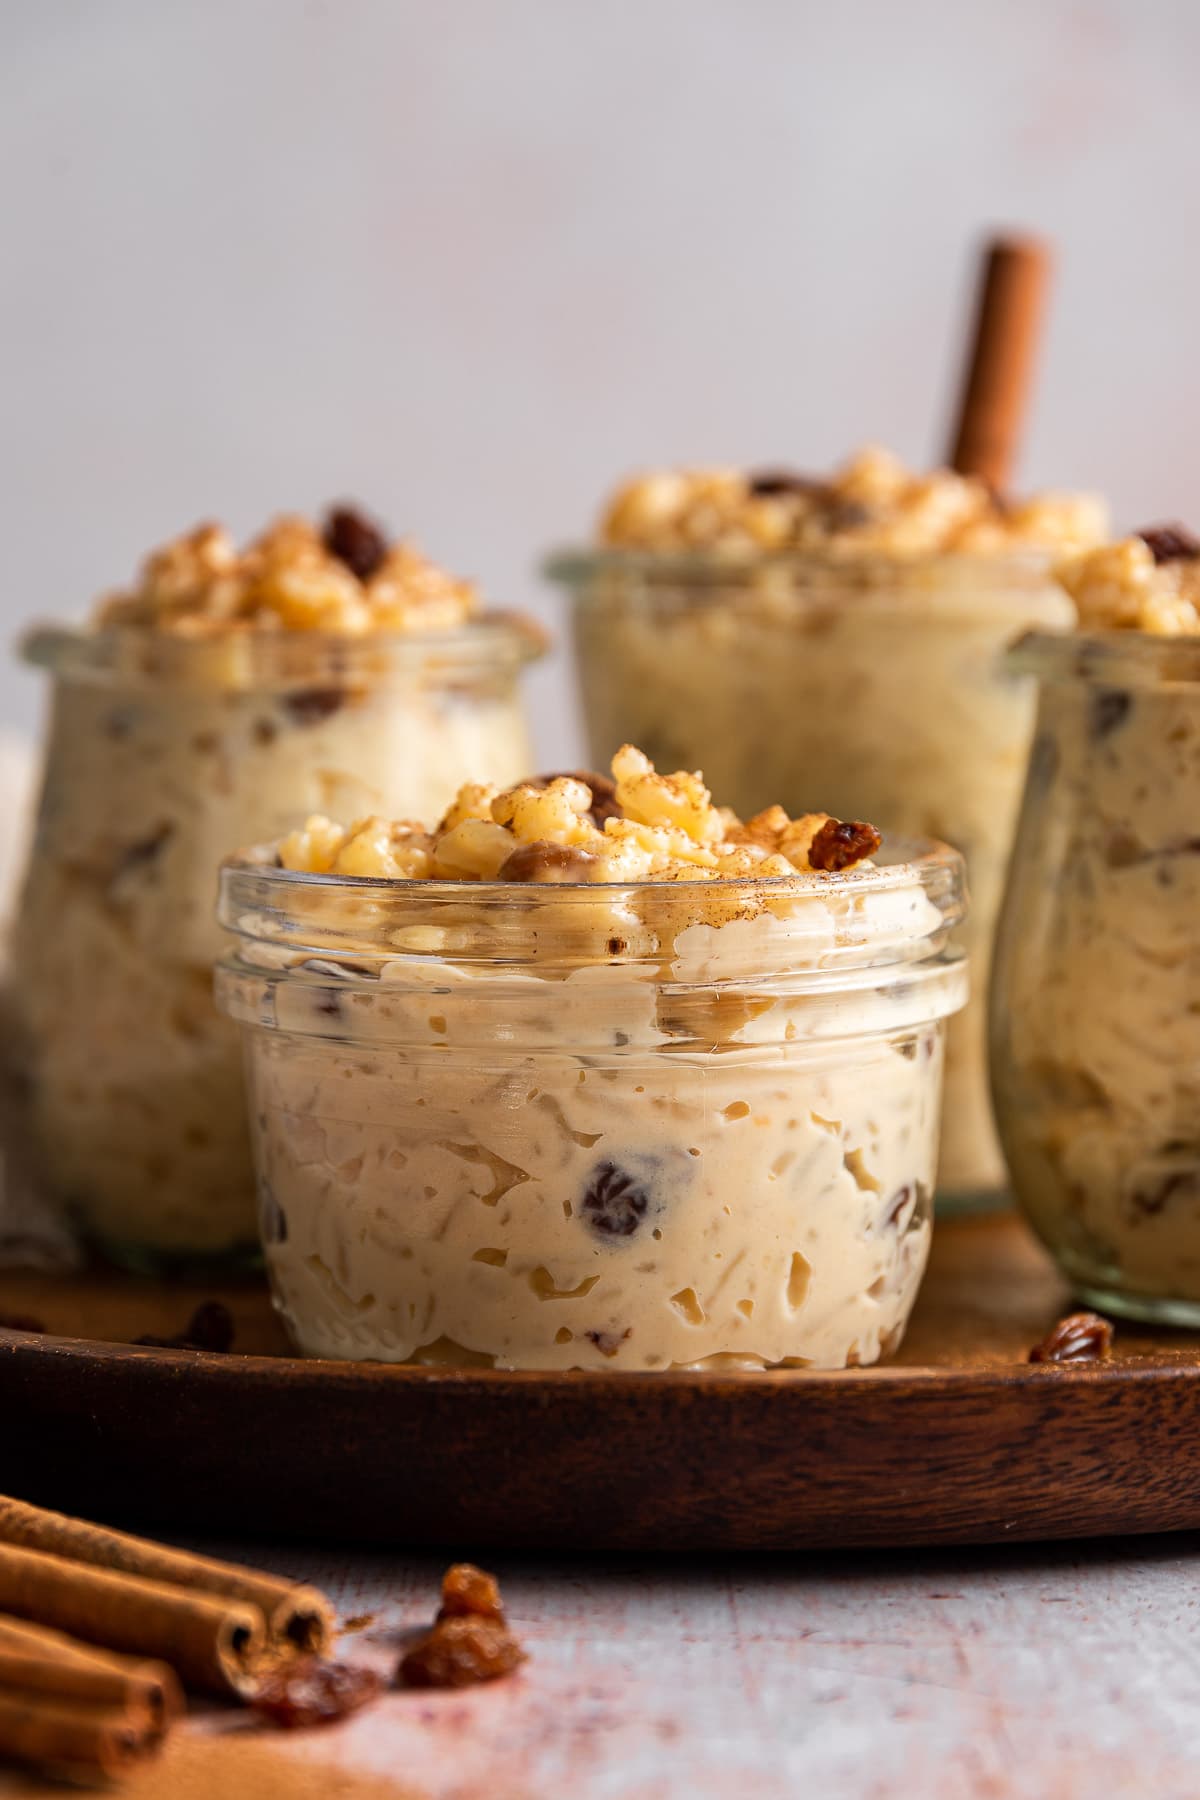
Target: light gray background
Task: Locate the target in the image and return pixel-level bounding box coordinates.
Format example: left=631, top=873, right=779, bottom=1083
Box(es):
left=1, top=0, right=1195, bottom=758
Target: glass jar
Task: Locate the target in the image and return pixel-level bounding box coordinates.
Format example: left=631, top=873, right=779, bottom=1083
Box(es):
left=215, top=841, right=966, bottom=1370
left=11, top=618, right=543, bottom=1272
left=547, top=547, right=1071, bottom=1208
left=991, top=631, right=1200, bottom=1323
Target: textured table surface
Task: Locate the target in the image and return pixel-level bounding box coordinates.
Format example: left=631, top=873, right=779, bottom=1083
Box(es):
left=3, top=1530, right=1196, bottom=1800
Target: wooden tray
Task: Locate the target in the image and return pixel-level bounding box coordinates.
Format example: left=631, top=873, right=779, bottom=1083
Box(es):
left=3, top=1212, right=1200, bottom=1552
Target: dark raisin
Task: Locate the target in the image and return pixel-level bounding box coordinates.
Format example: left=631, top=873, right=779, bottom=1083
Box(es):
left=585, top=1327, right=631, bottom=1358
left=282, top=688, right=345, bottom=727
left=883, top=1185, right=913, bottom=1228
left=397, top=1616, right=525, bottom=1689
left=0, top=1313, right=45, bottom=1333
left=136, top=1300, right=234, bottom=1353
left=498, top=841, right=598, bottom=883
left=1129, top=1167, right=1200, bottom=1215
left=1090, top=689, right=1132, bottom=740
left=580, top=1160, right=651, bottom=1239
left=112, top=823, right=174, bottom=883
left=808, top=818, right=882, bottom=872
left=532, top=770, right=622, bottom=826
left=437, top=1563, right=505, bottom=1625
left=1029, top=1311, right=1113, bottom=1364
left=250, top=1657, right=382, bottom=1728
left=1137, top=523, right=1200, bottom=564
left=260, top=1183, right=288, bottom=1245
left=746, top=469, right=828, bottom=499
left=323, top=505, right=389, bottom=582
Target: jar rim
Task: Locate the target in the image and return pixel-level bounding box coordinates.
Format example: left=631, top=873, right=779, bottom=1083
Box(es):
left=1009, top=628, right=1200, bottom=688
left=544, top=543, right=1057, bottom=586
left=217, top=835, right=966, bottom=979
left=19, top=612, right=548, bottom=691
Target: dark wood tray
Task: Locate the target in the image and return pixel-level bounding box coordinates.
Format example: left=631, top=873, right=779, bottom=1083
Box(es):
left=3, top=1212, right=1200, bottom=1551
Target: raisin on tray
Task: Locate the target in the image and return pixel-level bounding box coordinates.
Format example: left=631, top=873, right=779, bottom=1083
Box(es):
left=250, top=1658, right=382, bottom=1729
left=437, top=1563, right=506, bottom=1625
left=398, top=1616, right=526, bottom=1690
left=1028, top=1312, right=1113, bottom=1365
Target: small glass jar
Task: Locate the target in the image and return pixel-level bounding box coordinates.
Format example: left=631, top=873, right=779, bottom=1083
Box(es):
left=215, top=841, right=966, bottom=1370
left=11, top=618, right=543, bottom=1272
left=547, top=547, right=1071, bottom=1208
left=991, top=631, right=1200, bottom=1324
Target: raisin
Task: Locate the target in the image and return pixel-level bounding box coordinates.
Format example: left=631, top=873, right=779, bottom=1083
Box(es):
left=746, top=469, right=828, bottom=499
left=883, top=1185, right=913, bottom=1228
left=585, top=1327, right=631, bottom=1358
left=136, top=1301, right=234, bottom=1353
left=437, top=1563, right=505, bottom=1625
left=260, top=1184, right=288, bottom=1245
left=498, top=841, right=598, bottom=883
left=112, top=823, right=174, bottom=882
left=531, top=770, right=622, bottom=826
left=397, top=1616, right=525, bottom=1690
left=0, top=1313, right=45, bottom=1333
left=1137, top=523, right=1200, bottom=564
left=1029, top=1311, right=1113, bottom=1364
left=1090, top=689, right=1132, bottom=739
left=250, top=1657, right=382, bottom=1728
left=580, top=1160, right=651, bottom=1239
left=808, top=818, right=882, bottom=873
left=282, top=688, right=345, bottom=727
left=1129, top=1168, right=1200, bottom=1215
left=323, top=505, right=389, bottom=582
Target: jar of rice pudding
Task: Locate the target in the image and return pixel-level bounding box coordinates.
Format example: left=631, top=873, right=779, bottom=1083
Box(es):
left=992, top=525, right=1200, bottom=1323
left=12, top=507, right=543, bottom=1271
left=547, top=448, right=1108, bottom=1208
left=216, top=747, right=966, bottom=1370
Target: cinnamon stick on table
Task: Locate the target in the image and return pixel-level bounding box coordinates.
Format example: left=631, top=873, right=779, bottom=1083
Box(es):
left=0, top=1494, right=333, bottom=1655
left=0, top=1540, right=264, bottom=1695
left=0, top=1687, right=163, bottom=1782
left=0, top=1614, right=182, bottom=1724
left=946, top=233, right=1051, bottom=493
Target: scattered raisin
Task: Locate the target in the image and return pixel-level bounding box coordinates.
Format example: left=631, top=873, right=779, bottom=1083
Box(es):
left=282, top=688, right=346, bottom=727
left=498, top=841, right=598, bottom=883
left=1029, top=1312, right=1113, bottom=1364
left=250, top=1657, right=382, bottom=1729
left=0, top=1313, right=45, bottom=1333
left=808, top=818, right=882, bottom=873
left=398, top=1616, right=525, bottom=1690
left=1089, top=689, right=1132, bottom=740
left=746, top=469, right=828, bottom=499
left=437, top=1563, right=505, bottom=1625
left=1137, top=523, right=1200, bottom=564
left=323, top=505, right=389, bottom=582
left=136, top=1301, right=234, bottom=1353
left=580, top=1160, right=651, bottom=1239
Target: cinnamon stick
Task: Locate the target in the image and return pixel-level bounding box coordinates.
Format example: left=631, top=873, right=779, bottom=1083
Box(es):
left=0, top=1541, right=264, bottom=1694
left=0, top=1614, right=182, bottom=1723
left=946, top=233, right=1051, bottom=493
left=0, top=1689, right=160, bottom=1780
left=0, top=1495, right=332, bottom=1654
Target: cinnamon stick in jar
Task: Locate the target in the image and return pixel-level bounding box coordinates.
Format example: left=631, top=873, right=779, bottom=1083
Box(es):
left=0, top=1494, right=333, bottom=1654
left=0, top=1541, right=264, bottom=1695
left=946, top=233, right=1051, bottom=494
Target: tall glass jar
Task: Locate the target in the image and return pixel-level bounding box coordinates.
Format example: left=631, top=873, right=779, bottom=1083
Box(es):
left=216, top=840, right=966, bottom=1371
left=991, top=631, right=1200, bottom=1323
left=547, top=548, right=1070, bottom=1208
left=11, top=618, right=543, bottom=1272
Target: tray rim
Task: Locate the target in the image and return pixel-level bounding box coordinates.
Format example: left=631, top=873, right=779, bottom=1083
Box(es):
left=4, top=1320, right=1197, bottom=1395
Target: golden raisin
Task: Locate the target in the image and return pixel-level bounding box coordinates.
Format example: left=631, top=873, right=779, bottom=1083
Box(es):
left=398, top=1616, right=526, bottom=1689
left=437, top=1563, right=505, bottom=1625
